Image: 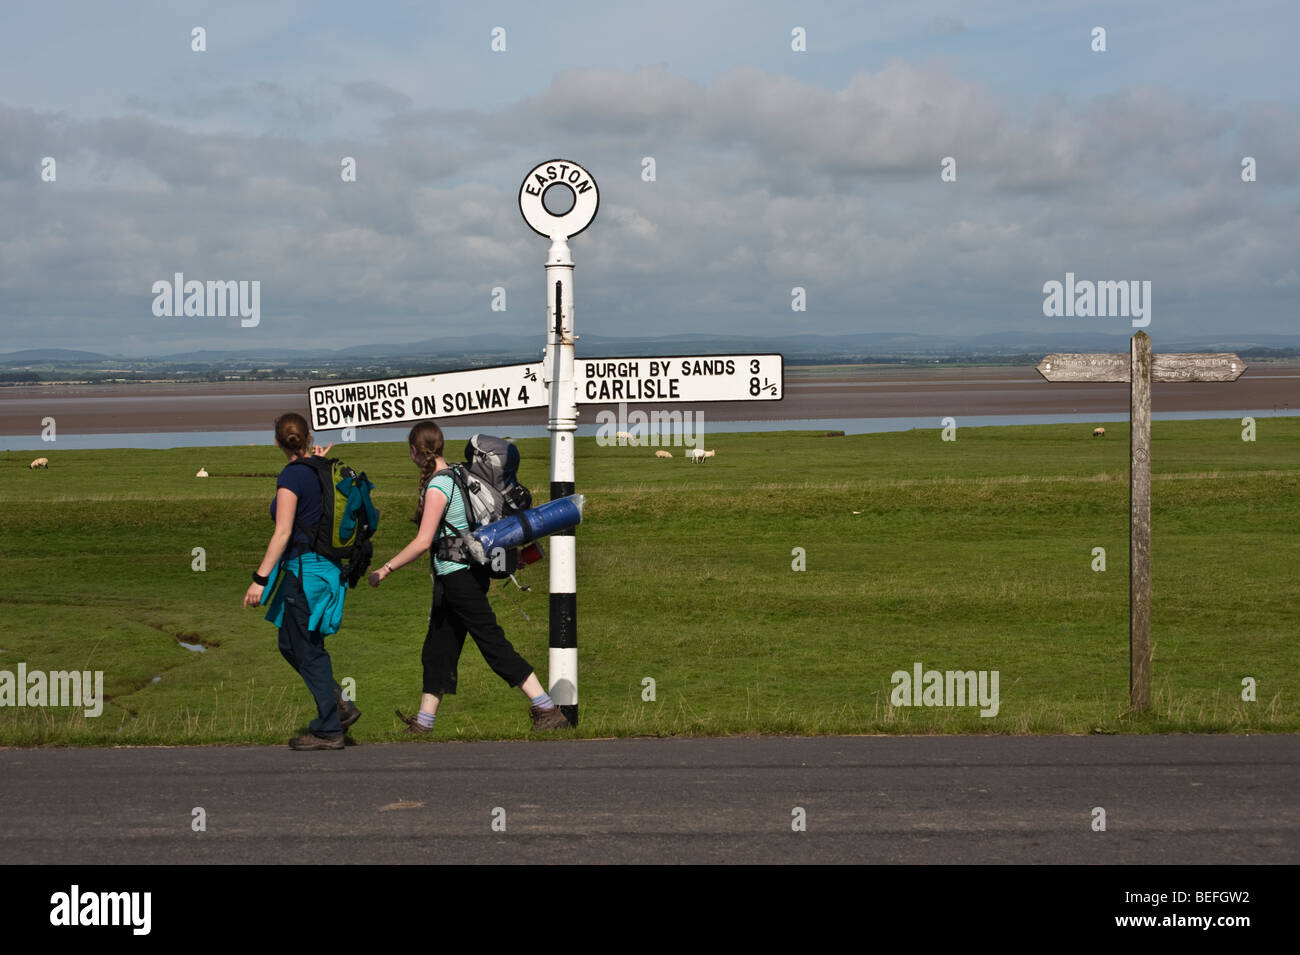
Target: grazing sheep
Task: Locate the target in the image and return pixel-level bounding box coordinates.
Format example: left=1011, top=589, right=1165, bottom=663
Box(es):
left=1093, top=427, right=1106, bottom=437
left=686, top=448, right=717, bottom=463
left=29, top=457, right=49, bottom=469
left=615, top=430, right=633, bottom=444
left=655, top=449, right=672, bottom=459
left=196, top=467, right=209, bottom=478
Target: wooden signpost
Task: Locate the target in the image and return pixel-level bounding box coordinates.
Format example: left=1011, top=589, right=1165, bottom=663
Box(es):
left=1036, top=332, right=1246, bottom=711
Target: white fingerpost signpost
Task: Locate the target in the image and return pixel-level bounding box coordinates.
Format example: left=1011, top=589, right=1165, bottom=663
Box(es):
left=307, top=158, right=785, bottom=732
left=1036, top=331, right=1246, bottom=712
left=519, top=158, right=600, bottom=727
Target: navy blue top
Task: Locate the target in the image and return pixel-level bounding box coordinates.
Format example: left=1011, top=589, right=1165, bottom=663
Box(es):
left=271, top=460, right=323, bottom=559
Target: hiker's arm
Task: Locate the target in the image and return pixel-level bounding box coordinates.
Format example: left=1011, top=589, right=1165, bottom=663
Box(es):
left=242, top=488, right=297, bottom=608
left=370, top=489, right=445, bottom=586
left=259, top=488, right=298, bottom=576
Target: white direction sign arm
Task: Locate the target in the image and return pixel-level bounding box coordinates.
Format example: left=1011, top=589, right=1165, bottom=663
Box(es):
left=576, top=354, right=784, bottom=404
left=308, top=363, right=546, bottom=430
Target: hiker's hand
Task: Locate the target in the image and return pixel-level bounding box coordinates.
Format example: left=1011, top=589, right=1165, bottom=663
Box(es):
left=368, top=565, right=390, bottom=588
left=312, top=442, right=333, bottom=457
left=243, top=583, right=264, bottom=609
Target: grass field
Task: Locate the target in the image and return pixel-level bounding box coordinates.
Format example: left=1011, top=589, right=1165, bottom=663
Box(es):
left=3, top=418, right=1298, bottom=745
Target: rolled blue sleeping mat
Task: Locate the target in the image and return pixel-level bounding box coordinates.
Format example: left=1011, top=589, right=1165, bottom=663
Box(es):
left=471, top=494, right=585, bottom=556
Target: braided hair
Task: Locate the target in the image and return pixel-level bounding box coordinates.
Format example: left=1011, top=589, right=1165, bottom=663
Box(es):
left=409, top=420, right=446, bottom=524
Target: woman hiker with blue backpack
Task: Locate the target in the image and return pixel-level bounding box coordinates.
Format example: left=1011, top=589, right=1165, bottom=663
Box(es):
left=241, top=412, right=365, bottom=751
left=368, top=420, right=570, bottom=734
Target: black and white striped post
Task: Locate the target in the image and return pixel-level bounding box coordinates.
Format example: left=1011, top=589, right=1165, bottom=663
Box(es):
left=519, top=159, right=599, bottom=728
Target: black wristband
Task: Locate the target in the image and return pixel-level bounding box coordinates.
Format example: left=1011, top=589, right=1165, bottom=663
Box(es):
left=252, top=571, right=270, bottom=586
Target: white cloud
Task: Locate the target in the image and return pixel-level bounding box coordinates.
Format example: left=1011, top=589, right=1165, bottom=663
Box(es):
left=1, top=57, right=1297, bottom=353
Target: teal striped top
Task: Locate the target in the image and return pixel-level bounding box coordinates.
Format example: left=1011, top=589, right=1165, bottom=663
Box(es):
left=427, top=471, right=470, bottom=576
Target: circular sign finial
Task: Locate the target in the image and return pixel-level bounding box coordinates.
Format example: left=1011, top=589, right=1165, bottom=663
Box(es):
left=519, top=159, right=599, bottom=239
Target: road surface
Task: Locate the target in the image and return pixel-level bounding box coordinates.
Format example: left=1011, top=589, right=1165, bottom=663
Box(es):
left=1, top=735, right=1294, bottom=864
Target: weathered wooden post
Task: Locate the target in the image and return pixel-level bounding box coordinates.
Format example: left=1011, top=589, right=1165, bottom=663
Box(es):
left=1036, top=333, right=1245, bottom=711
left=1129, top=332, right=1152, bottom=710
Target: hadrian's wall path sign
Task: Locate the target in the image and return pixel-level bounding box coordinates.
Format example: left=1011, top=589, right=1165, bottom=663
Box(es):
left=1036, top=332, right=1246, bottom=712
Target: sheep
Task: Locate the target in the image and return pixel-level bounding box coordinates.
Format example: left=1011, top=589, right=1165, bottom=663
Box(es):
left=196, top=467, right=209, bottom=478
left=686, top=448, right=717, bottom=463
left=1093, top=427, right=1106, bottom=437
left=655, top=450, right=672, bottom=459
left=615, top=430, right=633, bottom=444
left=29, top=457, right=49, bottom=469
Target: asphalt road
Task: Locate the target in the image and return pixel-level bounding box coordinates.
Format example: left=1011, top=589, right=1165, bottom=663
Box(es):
left=1, top=735, right=1295, bottom=864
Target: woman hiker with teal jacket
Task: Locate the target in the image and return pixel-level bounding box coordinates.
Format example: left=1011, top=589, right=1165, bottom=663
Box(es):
left=241, top=412, right=360, bottom=750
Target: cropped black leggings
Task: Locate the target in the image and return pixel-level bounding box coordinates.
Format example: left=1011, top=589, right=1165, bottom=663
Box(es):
left=421, top=565, right=533, bottom=696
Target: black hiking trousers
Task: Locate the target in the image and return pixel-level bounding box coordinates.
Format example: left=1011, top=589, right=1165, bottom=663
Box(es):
left=421, top=564, right=533, bottom=696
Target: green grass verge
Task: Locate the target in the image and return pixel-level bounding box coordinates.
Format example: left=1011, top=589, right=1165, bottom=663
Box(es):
left=2, top=417, right=1297, bottom=745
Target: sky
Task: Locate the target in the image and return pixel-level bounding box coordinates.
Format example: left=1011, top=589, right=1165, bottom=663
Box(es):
left=0, top=0, right=1296, bottom=356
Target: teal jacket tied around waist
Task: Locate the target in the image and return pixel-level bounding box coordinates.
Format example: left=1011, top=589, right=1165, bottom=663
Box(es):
left=261, top=552, right=346, bottom=635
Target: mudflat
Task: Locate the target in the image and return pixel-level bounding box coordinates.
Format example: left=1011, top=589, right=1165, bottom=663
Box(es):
left=2, top=364, right=1296, bottom=435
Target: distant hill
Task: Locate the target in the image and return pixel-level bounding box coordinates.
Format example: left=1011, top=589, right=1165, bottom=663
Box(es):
left=4, top=331, right=1299, bottom=365
left=0, top=348, right=110, bottom=362
left=155, top=348, right=322, bottom=361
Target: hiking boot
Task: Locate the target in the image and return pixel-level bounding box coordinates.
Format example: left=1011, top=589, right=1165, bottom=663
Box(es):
left=395, top=708, right=434, bottom=735
left=530, top=704, right=571, bottom=731
left=337, top=694, right=361, bottom=730
left=289, top=733, right=345, bottom=751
